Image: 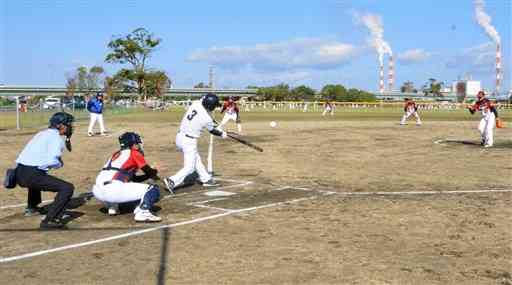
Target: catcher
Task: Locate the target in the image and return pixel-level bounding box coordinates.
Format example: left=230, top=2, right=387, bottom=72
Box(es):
left=467, top=91, right=499, bottom=148
left=92, top=132, right=162, bottom=222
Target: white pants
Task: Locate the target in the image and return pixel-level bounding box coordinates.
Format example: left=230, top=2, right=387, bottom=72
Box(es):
left=478, top=113, right=495, bottom=146
left=92, top=180, right=150, bottom=207
left=88, top=113, right=105, bottom=134
left=169, top=133, right=211, bottom=186
left=401, top=111, right=421, bottom=125
left=220, top=113, right=242, bottom=133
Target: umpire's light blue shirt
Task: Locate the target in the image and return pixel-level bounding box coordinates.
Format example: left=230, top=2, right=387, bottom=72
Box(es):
left=16, top=128, right=64, bottom=171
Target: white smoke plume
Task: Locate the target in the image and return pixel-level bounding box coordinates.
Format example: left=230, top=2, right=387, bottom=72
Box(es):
left=354, top=12, right=392, bottom=65
left=474, top=0, right=501, bottom=44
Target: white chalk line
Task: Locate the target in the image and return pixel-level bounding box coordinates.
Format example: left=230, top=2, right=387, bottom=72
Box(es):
left=161, top=181, right=252, bottom=201
left=286, top=186, right=512, bottom=196
left=0, top=187, right=319, bottom=264
left=190, top=198, right=228, bottom=205
left=0, top=179, right=253, bottom=210
left=4, top=181, right=508, bottom=263
left=189, top=204, right=232, bottom=212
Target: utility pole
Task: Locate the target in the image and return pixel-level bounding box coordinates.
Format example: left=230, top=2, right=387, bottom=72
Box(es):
left=208, top=65, right=215, bottom=89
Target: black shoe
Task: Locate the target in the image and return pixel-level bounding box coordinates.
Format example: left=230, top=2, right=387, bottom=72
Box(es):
left=163, top=178, right=175, bottom=194
left=40, top=219, right=67, bottom=230
left=24, top=206, right=48, bottom=217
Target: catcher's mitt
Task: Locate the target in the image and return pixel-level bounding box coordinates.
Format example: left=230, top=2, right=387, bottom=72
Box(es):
left=496, top=118, right=505, bottom=128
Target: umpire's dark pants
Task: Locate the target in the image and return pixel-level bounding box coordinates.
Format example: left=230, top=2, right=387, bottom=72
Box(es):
left=15, top=164, right=74, bottom=222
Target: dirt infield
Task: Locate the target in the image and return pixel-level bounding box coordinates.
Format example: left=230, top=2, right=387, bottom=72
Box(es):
left=0, top=109, right=511, bottom=284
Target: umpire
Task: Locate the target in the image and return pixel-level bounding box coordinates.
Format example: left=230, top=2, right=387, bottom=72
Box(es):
left=15, top=112, right=75, bottom=230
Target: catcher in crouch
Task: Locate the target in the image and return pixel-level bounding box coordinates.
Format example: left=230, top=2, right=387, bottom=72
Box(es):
left=467, top=91, right=498, bottom=148
left=400, top=98, right=422, bottom=126
left=92, top=132, right=162, bottom=222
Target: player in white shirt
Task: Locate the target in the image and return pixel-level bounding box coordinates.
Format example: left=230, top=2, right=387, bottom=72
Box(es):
left=163, top=93, right=227, bottom=193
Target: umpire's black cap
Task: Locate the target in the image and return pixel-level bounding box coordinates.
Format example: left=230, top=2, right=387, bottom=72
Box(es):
left=49, top=112, right=75, bottom=128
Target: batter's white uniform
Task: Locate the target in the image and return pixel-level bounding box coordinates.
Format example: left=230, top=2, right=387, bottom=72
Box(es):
left=169, top=100, right=217, bottom=186
left=92, top=149, right=152, bottom=206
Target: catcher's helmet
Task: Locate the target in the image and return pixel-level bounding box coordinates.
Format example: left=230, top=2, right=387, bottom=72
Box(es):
left=49, top=112, right=75, bottom=128
left=202, top=93, right=220, bottom=112
left=118, top=132, right=143, bottom=149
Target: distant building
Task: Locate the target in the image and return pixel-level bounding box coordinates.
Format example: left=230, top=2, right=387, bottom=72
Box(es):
left=454, top=80, right=481, bottom=102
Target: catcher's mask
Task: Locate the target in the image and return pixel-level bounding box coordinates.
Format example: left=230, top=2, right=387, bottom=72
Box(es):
left=49, top=112, right=75, bottom=152
left=119, top=132, right=144, bottom=153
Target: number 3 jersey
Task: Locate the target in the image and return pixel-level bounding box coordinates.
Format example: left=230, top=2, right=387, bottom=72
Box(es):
left=179, top=100, right=215, bottom=138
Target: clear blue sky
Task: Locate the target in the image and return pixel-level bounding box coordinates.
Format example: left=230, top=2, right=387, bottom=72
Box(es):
left=1, top=0, right=510, bottom=93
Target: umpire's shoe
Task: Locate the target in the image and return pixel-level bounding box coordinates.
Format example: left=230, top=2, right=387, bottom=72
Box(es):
left=24, top=206, right=48, bottom=217
left=163, top=178, right=175, bottom=194
left=40, top=219, right=67, bottom=230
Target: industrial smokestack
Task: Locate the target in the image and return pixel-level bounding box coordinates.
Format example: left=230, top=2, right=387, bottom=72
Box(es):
left=388, top=55, right=394, bottom=91
left=474, top=0, right=502, bottom=93
left=379, top=62, right=385, bottom=93
left=474, top=0, right=501, bottom=44
left=496, top=43, right=501, bottom=93
left=355, top=12, right=393, bottom=93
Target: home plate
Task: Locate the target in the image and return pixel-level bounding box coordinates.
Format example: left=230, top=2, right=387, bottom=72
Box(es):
left=204, top=190, right=236, bottom=197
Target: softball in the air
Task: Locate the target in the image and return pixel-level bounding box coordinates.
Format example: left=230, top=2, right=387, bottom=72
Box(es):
left=269, top=121, right=277, bottom=128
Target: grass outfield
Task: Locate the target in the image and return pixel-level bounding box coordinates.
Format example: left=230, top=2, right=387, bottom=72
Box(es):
left=1, top=107, right=511, bottom=130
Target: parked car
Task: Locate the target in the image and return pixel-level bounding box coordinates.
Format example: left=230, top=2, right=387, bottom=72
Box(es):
left=43, top=97, right=61, bottom=109
left=62, top=96, right=86, bottom=109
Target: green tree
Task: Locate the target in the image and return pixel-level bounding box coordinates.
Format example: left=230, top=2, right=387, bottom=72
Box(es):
left=67, top=65, right=106, bottom=94
left=105, top=28, right=162, bottom=98
left=290, top=85, right=316, bottom=101
left=400, top=81, right=416, bottom=93
left=422, top=78, right=442, bottom=97
left=145, top=70, right=172, bottom=97
left=194, top=82, right=208, bottom=88
left=320, top=84, right=346, bottom=100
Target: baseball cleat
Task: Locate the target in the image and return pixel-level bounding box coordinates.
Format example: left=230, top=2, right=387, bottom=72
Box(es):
left=107, top=204, right=119, bottom=216
left=163, top=178, right=175, bottom=194
left=24, top=206, right=48, bottom=217
left=134, top=209, right=162, bottom=222
left=40, top=219, right=67, bottom=230
left=88, top=132, right=94, bottom=137
left=202, top=179, right=220, bottom=187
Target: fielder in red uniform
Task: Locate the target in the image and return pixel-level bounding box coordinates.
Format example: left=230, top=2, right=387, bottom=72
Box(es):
left=400, top=98, right=422, bottom=125
left=219, top=96, right=242, bottom=133
left=322, top=101, right=334, bottom=116
left=468, top=91, right=498, bottom=147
